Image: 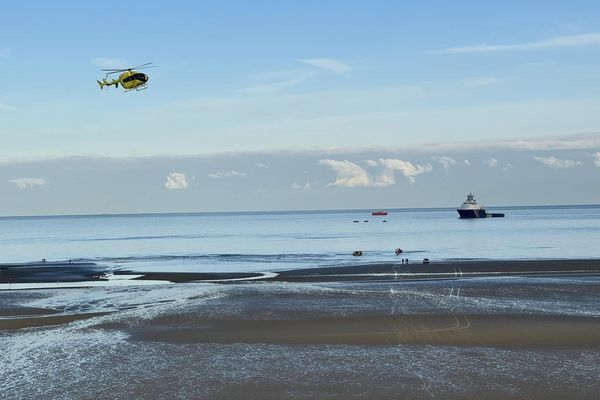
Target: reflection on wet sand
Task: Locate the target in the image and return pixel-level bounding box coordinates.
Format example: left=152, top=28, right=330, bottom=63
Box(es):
left=125, top=313, right=600, bottom=348
left=0, top=309, right=109, bottom=331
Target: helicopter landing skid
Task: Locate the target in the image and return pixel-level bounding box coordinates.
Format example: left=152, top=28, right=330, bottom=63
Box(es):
left=125, top=85, right=148, bottom=92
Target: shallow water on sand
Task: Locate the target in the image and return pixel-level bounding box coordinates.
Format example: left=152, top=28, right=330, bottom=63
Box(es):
left=0, top=205, right=599, bottom=273
left=2, top=276, right=600, bottom=399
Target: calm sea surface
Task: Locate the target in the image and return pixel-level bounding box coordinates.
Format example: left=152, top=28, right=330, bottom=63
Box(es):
left=1, top=205, right=599, bottom=272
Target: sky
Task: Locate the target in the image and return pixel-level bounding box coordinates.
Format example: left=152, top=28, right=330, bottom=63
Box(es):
left=1, top=0, right=600, bottom=215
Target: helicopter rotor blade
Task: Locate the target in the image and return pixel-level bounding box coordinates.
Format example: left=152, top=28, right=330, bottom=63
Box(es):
left=100, top=63, right=153, bottom=72
left=132, top=62, right=153, bottom=69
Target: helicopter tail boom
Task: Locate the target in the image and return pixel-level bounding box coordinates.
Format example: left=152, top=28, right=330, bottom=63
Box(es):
left=97, top=78, right=119, bottom=90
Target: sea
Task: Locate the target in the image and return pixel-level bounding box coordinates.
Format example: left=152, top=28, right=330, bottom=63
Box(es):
left=1, top=205, right=599, bottom=274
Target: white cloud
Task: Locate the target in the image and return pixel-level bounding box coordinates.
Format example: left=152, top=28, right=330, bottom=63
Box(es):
left=378, top=158, right=433, bottom=184
left=255, top=162, right=269, bottom=169
left=0, top=103, right=16, bottom=111
left=484, top=158, right=512, bottom=171
left=91, top=57, right=129, bottom=69
left=207, top=170, right=248, bottom=179
left=298, top=58, right=351, bottom=74
left=319, top=158, right=432, bottom=187
left=592, top=152, right=600, bottom=167
left=463, top=77, right=503, bottom=88
left=291, top=182, right=311, bottom=191
left=486, top=158, right=499, bottom=168
left=165, top=172, right=188, bottom=190
left=10, top=178, right=47, bottom=189
left=237, top=73, right=312, bottom=94
left=0, top=48, right=10, bottom=58
left=463, top=159, right=471, bottom=166
left=432, top=156, right=458, bottom=170
left=433, top=33, right=600, bottom=54
left=318, top=159, right=371, bottom=188
left=365, top=159, right=378, bottom=167
left=521, top=60, right=557, bottom=67
left=533, top=156, right=581, bottom=169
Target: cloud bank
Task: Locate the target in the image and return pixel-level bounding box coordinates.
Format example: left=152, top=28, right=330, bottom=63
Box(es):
left=2, top=140, right=598, bottom=215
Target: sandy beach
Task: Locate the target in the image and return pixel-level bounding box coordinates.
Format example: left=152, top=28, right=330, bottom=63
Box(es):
left=2, top=258, right=600, bottom=399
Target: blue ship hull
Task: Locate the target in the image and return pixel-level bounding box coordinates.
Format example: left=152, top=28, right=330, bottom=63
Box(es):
left=457, top=209, right=505, bottom=218
left=457, top=208, right=488, bottom=218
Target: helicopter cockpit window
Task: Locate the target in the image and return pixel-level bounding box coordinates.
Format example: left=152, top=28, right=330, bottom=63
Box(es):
left=122, top=74, right=146, bottom=83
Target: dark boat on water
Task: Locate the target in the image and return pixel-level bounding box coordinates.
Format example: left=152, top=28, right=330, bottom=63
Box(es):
left=457, top=193, right=504, bottom=219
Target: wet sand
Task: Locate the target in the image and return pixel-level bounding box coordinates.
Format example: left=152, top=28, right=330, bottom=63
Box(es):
left=129, top=258, right=600, bottom=283
left=126, top=313, right=600, bottom=348
left=3, top=258, right=600, bottom=285
left=3, top=259, right=600, bottom=399
left=0, top=261, right=105, bottom=284
left=0, top=311, right=109, bottom=331
left=270, top=259, right=600, bottom=282
left=0, top=303, right=110, bottom=331
left=0, top=305, right=59, bottom=317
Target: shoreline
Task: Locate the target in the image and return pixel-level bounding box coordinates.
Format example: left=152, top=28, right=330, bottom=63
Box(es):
left=2, top=258, right=600, bottom=286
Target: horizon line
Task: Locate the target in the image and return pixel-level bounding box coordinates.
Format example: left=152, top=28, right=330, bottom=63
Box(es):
left=1, top=203, right=598, bottom=219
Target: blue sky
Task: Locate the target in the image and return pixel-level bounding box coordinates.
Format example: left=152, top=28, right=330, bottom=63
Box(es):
left=1, top=1, right=600, bottom=213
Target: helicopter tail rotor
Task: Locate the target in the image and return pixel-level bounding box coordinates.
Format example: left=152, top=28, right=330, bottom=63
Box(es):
left=97, top=80, right=104, bottom=90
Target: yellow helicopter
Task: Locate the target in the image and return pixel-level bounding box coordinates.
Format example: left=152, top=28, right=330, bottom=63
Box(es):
left=97, top=62, right=154, bottom=92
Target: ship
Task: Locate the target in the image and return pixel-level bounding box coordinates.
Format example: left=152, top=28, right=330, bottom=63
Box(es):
left=457, top=193, right=504, bottom=219
left=371, top=211, right=388, bottom=216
